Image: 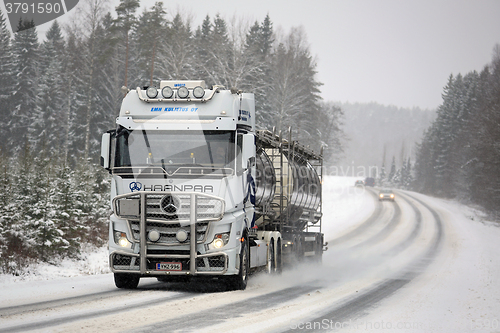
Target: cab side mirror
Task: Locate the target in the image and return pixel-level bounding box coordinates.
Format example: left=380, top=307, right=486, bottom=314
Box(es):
left=101, top=133, right=111, bottom=171
left=242, top=134, right=255, bottom=170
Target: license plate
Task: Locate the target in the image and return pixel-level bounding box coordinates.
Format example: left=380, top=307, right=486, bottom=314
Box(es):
left=156, top=262, right=182, bottom=271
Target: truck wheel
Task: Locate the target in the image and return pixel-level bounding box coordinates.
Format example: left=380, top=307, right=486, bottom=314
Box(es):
left=229, top=238, right=249, bottom=290
left=114, top=273, right=140, bottom=289
left=266, top=241, right=276, bottom=274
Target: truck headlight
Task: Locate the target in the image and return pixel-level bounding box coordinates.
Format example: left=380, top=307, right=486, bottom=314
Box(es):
left=114, top=231, right=132, bottom=248
left=210, top=233, right=230, bottom=249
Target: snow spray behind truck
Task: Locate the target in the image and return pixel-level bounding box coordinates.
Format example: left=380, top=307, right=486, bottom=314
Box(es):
left=100, top=80, right=326, bottom=289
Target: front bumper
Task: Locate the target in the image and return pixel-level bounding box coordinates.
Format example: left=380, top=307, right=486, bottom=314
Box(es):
left=110, top=249, right=229, bottom=275
left=109, top=191, right=241, bottom=276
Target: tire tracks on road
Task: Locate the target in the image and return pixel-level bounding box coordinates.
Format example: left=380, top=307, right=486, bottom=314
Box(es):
left=129, top=285, right=321, bottom=333
left=0, top=287, right=193, bottom=333
left=281, top=192, right=444, bottom=332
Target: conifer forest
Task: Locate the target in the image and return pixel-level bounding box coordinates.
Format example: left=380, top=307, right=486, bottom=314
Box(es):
left=1, top=0, right=500, bottom=275
left=0, top=0, right=343, bottom=273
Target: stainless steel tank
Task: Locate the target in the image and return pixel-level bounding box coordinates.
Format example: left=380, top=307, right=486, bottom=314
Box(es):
left=254, top=148, right=321, bottom=231
left=254, top=147, right=276, bottom=208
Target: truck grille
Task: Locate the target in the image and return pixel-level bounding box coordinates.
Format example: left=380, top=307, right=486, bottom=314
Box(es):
left=144, top=193, right=224, bottom=222
left=113, top=192, right=224, bottom=246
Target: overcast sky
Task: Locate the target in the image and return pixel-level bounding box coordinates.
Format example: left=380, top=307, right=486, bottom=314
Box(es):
left=33, top=0, right=500, bottom=110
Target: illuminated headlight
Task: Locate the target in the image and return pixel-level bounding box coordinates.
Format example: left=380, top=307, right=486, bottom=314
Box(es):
left=114, top=231, right=132, bottom=248
left=193, top=86, right=205, bottom=98
left=210, top=233, right=230, bottom=249
left=146, top=86, right=158, bottom=98
left=379, top=194, right=384, bottom=198
left=177, top=86, right=189, bottom=99
left=161, top=86, right=173, bottom=98
left=390, top=194, right=395, bottom=199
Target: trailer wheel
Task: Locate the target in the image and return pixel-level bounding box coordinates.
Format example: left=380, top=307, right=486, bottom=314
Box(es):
left=229, top=237, right=249, bottom=290
left=315, top=235, right=323, bottom=264
left=296, top=236, right=304, bottom=263
left=289, top=237, right=300, bottom=265
left=114, top=273, right=140, bottom=289
left=276, top=238, right=283, bottom=274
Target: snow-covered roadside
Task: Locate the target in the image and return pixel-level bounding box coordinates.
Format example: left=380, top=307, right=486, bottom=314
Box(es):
left=0, top=244, right=110, bottom=285
left=321, top=176, right=375, bottom=241
left=356, top=191, right=500, bottom=333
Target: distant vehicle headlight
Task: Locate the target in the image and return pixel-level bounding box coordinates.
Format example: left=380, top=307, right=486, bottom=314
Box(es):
left=379, top=194, right=384, bottom=198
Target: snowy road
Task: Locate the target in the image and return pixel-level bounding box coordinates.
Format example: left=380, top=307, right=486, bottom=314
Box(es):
left=1, top=177, right=499, bottom=333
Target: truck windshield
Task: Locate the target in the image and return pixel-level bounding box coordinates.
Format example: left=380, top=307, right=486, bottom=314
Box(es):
left=115, top=128, right=235, bottom=170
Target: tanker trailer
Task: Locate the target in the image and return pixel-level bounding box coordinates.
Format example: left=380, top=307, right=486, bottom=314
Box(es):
left=253, top=129, right=325, bottom=266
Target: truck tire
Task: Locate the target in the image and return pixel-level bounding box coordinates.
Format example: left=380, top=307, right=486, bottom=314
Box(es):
left=267, top=240, right=279, bottom=274
left=114, top=273, right=140, bottom=289
left=229, top=238, right=249, bottom=290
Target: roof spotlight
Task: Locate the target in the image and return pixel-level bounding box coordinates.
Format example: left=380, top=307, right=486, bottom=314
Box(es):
left=146, top=87, right=158, bottom=98
left=161, top=86, right=173, bottom=99
left=177, top=86, right=189, bottom=99
left=193, top=86, right=205, bottom=99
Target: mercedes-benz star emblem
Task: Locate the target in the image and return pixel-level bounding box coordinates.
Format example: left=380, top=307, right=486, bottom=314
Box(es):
left=160, top=195, right=179, bottom=215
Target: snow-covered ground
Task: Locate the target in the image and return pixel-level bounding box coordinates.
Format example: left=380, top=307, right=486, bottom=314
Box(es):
left=365, top=190, right=500, bottom=333
left=1, top=176, right=499, bottom=333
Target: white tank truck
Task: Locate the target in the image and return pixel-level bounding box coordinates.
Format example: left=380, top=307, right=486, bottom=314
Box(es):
left=100, top=80, right=326, bottom=290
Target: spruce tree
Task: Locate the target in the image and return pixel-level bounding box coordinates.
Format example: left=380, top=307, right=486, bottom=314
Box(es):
left=0, top=9, right=15, bottom=149
left=160, top=13, right=196, bottom=80
left=388, top=156, right=396, bottom=183
left=9, top=19, right=39, bottom=152
left=32, top=21, right=65, bottom=153
left=114, top=0, right=140, bottom=87
left=133, top=2, right=167, bottom=86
